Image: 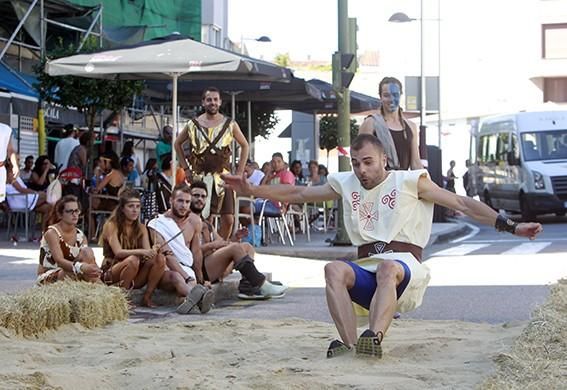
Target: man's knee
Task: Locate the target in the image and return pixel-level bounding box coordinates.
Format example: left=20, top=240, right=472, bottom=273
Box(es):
left=376, top=261, right=403, bottom=284
left=240, top=242, right=254, bottom=254
left=324, top=261, right=354, bottom=287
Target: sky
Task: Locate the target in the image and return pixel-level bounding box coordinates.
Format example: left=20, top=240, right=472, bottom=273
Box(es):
left=227, top=0, right=563, bottom=169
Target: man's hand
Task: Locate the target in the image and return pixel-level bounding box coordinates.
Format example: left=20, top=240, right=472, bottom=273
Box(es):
left=222, top=173, right=252, bottom=196
left=515, top=222, right=543, bottom=240
left=184, top=168, right=192, bottom=184
left=233, top=227, right=248, bottom=241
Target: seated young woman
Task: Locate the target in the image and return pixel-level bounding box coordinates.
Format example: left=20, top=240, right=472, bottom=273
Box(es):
left=37, top=195, right=101, bottom=284
left=99, top=188, right=166, bottom=307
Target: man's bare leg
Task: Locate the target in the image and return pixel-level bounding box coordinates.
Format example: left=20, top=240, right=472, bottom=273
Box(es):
left=357, top=260, right=404, bottom=357
left=218, top=213, right=234, bottom=240
left=159, top=271, right=190, bottom=298
left=324, top=261, right=357, bottom=346
left=203, top=243, right=247, bottom=282
left=368, top=261, right=405, bottom=336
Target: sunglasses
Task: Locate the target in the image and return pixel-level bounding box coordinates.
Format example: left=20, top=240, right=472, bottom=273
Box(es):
left=63, top=209, right=81, bottom=215
left=191, top=193, right=207, bottom=199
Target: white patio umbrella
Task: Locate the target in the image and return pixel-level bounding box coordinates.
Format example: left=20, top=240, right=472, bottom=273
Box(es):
left=45, top=34, right=293, bottom=178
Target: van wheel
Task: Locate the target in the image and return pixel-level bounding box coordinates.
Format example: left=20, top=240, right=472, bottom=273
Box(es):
left=520, top=195, right=536, bottom=221
left=483, top=191, right=498, bottom=211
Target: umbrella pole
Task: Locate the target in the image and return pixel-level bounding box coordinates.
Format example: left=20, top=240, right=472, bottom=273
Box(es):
left=247, top=100, right=253, bottom=161
left=171, top=73, right=179, bottom=187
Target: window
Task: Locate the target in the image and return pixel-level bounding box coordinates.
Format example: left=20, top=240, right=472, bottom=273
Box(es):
left=496, top=132, right=510, bottom=162
left=542, top=23, right=567, bottom=59
left=479, top=134, right=498, bottom=163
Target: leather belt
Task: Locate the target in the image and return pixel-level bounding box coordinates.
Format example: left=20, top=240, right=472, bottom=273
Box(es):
left=357, top=240, right=423, bottom=262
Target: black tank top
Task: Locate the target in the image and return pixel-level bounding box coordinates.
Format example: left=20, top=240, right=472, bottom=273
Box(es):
left=389, top=121, right=412, bottom=170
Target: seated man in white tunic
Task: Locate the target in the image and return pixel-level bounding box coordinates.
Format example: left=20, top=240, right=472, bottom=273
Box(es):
left=222, top=134, right=543, bottom=358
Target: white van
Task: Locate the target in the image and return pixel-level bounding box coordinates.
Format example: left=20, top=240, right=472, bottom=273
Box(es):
left=470, top=110, right=567, bottom=220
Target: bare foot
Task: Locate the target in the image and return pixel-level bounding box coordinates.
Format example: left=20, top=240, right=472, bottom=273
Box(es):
left=142, top=295, right=158, bottom=308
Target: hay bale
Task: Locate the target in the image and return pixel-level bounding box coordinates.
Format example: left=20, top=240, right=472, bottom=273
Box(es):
left=480, top=279, right=567, bottom=389
left=0, top=281, right=128, bottom=337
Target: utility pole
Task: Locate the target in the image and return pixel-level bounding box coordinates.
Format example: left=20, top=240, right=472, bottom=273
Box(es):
left=332, top=0, right=356, bottom=245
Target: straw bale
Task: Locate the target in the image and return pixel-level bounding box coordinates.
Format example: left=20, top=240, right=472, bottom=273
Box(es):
left=0, top=280, right=128, bottom=337
left=481, top=278, right=567, bottom=390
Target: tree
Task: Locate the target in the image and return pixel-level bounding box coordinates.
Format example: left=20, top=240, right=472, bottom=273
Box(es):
left=35, top=38, right=143, bottom=132
left=273, top=53, right=291, bottom=67
left=319, top=114, right=359, bottom=165
left=234, top=102, right=280, bottom=141
left=35, top=38, right=143, bottom=176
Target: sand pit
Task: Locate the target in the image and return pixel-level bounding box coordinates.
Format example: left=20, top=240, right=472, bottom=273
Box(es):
left=0, top=317, right=524, bottom=389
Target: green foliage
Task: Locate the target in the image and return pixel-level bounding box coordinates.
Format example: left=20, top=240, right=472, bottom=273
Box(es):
left=319, top=115, right=359, bottom=153
left=273, top=53, right=291, bottom=67
left=235, top=102, right=280, bottom=140
left=34, top=37, right=143, bottom=131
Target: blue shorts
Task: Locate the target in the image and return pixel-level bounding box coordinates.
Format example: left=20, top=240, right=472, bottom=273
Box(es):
left=253, top=199, right=280, bottom=216
left=345, top=260, right=411, bottom=310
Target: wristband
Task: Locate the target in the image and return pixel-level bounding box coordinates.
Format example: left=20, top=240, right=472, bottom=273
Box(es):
left=495, top=214, right=518, bottom=234
left=73, top=262, right=83, bottom=275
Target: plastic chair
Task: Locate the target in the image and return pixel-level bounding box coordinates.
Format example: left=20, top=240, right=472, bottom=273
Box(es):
left=88, top=193, right=120, bottom=241
left=234, top=196, right=258, bottom=244
left=6, top=193, right=36, bottom=241
left=256, top=199, right=294, bottom=246
left=286, top=203, right=311, bottom=242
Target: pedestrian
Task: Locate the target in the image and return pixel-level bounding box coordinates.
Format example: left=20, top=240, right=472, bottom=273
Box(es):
left=359, top=77, right=422, bottom=170
left=28, top=155, right=55, bottom=191
left=446, top=160, right=457, bottom=193
left=156, top=125, right=173, bottom=166
left=223, top=134, right=542, bottom=358
left=463, top=159, right=473, bottom=196
left=121, top=141, right=142, bottom=175
left=54, top=124, right=79, bottom=171
left=174, top=86, right=249, bottom=240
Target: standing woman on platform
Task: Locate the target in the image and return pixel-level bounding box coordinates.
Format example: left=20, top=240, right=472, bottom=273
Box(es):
left=359, top=77, right=423, bottom=170
left=99, top=188, right=166, bottom=307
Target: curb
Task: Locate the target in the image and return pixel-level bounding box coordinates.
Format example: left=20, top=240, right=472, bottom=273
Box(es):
left=429, top=221, right=472, bottom=246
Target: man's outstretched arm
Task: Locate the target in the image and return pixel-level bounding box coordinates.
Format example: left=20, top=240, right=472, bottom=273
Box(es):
left=418, top=176, right=543, bottom=240
left=222, top=173, right=341, bottom=204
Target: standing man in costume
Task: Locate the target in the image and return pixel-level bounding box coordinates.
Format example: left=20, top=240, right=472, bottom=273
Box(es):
left=223, top=134, right=542, bottom=358
left=174, top=87, right=249, bottom=240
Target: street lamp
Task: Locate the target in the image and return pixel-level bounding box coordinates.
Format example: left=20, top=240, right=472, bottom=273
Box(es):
left=389, top=7, right=426, bottom=157
left=240, top=35, right=271, bottom=55
left=388, top=6, right=442, bottom=150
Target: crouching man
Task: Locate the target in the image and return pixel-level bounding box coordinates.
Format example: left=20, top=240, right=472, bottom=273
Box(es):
left=223, top=134, right=543, bottom=358
left=148, top=184, right=214, bottom=314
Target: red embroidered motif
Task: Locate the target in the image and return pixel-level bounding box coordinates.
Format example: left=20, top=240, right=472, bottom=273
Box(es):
left=351, top=191, right=360, bottom=211
left=381, top=189, right=397, bottom=209
left=359, top=202, right=379, bottom=231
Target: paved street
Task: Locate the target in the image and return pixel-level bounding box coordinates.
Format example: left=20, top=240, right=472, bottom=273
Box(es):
left=1, top=215, right=566, bottom=326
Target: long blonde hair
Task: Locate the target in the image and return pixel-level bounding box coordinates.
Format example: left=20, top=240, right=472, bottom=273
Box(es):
left=100, top=188, right=143, bottom=250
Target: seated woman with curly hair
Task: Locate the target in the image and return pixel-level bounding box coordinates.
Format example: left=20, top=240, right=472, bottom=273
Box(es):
left=37, top=195, right=101, bottom=284
left=99, top=188, right=166, bottom=307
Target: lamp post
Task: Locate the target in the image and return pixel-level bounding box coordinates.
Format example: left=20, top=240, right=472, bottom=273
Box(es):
left=389, top=5, right=442, bottom=150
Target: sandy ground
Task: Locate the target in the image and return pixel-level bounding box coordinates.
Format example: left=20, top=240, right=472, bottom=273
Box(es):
left=0, top=317, right=524, bottom=390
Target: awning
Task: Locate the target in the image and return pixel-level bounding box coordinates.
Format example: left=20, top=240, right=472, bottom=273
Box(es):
left=0, top=62, right=38, bottom=98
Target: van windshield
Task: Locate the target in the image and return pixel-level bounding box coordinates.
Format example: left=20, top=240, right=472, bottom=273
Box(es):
left=521, top=130, right=567, bottom=161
